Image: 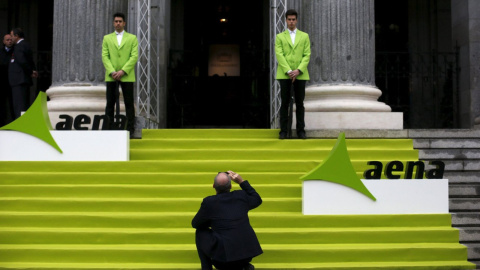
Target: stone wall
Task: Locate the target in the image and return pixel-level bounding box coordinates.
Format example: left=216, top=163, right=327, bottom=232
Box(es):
left=451, top=0, right=480, bottom=128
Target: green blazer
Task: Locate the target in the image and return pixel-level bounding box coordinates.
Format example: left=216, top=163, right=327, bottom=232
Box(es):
left=275, top=29, right=311, bottom=80
left=102, top=31, right=139, bottom=82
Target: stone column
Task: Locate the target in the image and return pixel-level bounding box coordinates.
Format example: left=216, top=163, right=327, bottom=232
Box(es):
left=47, top=0, right=127, bottom=128
left=299, top=0, right=403, bottom=129
left=452, top=0, right=480, bottom=128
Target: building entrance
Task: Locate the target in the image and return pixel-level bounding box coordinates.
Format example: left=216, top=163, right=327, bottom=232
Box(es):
left=168, top=0, right=270, bottom=128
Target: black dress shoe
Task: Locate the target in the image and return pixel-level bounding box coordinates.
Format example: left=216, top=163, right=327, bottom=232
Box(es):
left=297, top=130, right=307, bottom=139
left=279, top=132, right=287, bottom=139
left=243, top=263, right=254, bottom=270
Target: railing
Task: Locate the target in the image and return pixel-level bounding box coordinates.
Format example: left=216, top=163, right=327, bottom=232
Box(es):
left=269, top=0, right=288, bottom=129
left=376, top=49, right=459, bottom=128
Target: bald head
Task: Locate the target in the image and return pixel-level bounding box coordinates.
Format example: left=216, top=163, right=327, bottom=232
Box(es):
left=214, top=172, right=231, bottom=193
left=3, top=34, right=13, bottom=48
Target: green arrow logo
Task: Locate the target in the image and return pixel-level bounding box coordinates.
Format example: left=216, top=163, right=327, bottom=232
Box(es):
left=300, top=132, right=376, bottom=201
left=0, top=92, right=62, bottom=153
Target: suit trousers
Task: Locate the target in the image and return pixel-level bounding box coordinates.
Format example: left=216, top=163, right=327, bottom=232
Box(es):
left=279, top=79, right=306, bottom=133
left=11, top=84, right=30, bottom=119
left=195, top=229, right=252, bottom=270
left=105, top=81, right=135, bottom=133
left=0, top=84, right=13, bottom=126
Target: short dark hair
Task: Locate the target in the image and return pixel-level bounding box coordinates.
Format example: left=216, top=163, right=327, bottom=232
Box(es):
left=113, top=12, right=126, bottom=21
left=285, top=9, right=298, bottom=19
left=11, top=28, right=25, bottom=38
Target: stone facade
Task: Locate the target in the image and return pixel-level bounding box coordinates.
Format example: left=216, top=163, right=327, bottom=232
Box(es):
left=3, top=0, right=478, bottom=129
left=451, top=0, right=480, bottom=128
left=297, top=0, right=402, bottom=129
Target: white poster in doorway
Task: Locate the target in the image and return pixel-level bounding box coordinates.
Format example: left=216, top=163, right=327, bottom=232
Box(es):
left=208, top=44, right=240, bottom=77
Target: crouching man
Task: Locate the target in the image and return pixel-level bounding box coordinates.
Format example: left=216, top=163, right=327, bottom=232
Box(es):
left=192, top=171, right=263, bottom=270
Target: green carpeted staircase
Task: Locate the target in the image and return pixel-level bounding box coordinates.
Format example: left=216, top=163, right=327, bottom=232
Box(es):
left=0, top=129, right=474, bottom=269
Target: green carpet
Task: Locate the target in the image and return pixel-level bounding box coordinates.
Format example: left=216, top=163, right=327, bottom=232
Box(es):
left=0, top=129, right=474, bottom=269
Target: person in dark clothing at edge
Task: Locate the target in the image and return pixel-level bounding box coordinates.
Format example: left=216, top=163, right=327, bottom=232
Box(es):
left=8, top=28, right=37, bottom=120
left=192, top=171, right=262, bottom=270
left=0, top=33, right=14, bottom=126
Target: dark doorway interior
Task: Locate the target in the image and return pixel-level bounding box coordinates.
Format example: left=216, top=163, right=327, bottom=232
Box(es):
left=36, top=0, right=54, bottom=94
left=374, top=0, right=410, bottom=126
left=168, top=0, right=270, bottom=128
left=375, top=0, right=458, bottom=129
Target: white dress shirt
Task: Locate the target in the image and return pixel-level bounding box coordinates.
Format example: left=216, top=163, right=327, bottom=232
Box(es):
left=289, top=28, right=297, bottom=45
left=116, top=31, right=124, bottom=46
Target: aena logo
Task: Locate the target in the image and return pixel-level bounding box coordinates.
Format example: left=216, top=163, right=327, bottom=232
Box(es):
left=300, top=133, right=445, bottom=201
left=364, top=160, right=444, bottom=180
left=0, top=93, right=129, bottom=154
left=55, top=114, right=127, bottom=130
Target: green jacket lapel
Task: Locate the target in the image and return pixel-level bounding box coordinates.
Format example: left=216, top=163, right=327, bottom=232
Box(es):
left=284, top=31, right=294, bottom=48
left=108, top=32, right=118, bottom=49
left=118, top=32, right=127, bottom=49
left=293, top=31, right=303, bottom=49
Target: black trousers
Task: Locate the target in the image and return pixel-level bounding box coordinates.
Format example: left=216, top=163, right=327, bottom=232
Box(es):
left=195, top=229, right=252, bottom=270
left=105, top=81, right=135, bottom=132
left=0, top=84, right=13, bottom=126
left=11, top=84, right=30, bottom=120
left=279, top=79, right=306, bottom=133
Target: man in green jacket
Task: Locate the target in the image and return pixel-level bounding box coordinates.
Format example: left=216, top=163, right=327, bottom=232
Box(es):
left=102, top=12, right=138, bottom=138
left=275, top=9, right=311, bottom=139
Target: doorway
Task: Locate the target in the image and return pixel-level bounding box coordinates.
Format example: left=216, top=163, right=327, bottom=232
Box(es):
left=375, top=0, right=459, bottom=129
left=168, top=0, right=270, bottom=128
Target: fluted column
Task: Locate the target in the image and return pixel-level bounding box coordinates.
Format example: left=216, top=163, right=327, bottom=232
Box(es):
left=47, top=0, right=127, bottom=128
left=298, top=0, right=402, bottom=129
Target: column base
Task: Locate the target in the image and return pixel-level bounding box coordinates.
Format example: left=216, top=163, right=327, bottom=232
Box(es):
left=293, top=112, right=404, bottom=130
left=47, top=84, right=124, bottom=129
left=305, top=84, right=392, bottom=112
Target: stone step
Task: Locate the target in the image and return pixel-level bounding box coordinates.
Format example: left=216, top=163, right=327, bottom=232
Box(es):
left=418, top=160, right=480, bottom=171
left=464, top=243, right=480, bottom=260
left=409, top=129, right=480, bottom=139
left=458, top=227, right=480, bottom=242
left=444, top=172, right=480, bottom=183
left=408, top=129, right=480, bottom=267
left=451, top=199, right=480, bottom=211
left=418, top=149, right=480, bottom=160
left=414, top=139, right=480, bottom=149
left=452, top=213, right=480, bottom=227
left=469, top=260, right=480, bottom=270
left=450, top=184, right=480, bottom=197
left=464, top=161, right=480, bottom=171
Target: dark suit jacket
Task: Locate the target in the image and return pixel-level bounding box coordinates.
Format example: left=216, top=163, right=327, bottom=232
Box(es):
left=0, top=47, right=12, bottom=79
left=0, top=47, right=13, bottom=125
left=192, top=181, right=263, bottom=262
left=8, top=40, right=36, bottom=87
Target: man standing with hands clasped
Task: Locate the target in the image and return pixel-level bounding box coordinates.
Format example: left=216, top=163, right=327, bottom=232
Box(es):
left=192, top=171, right=262, bottom=270
left=275, top=9, right=311, bottom=140
left=102, top=12, right=138, bottom=138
